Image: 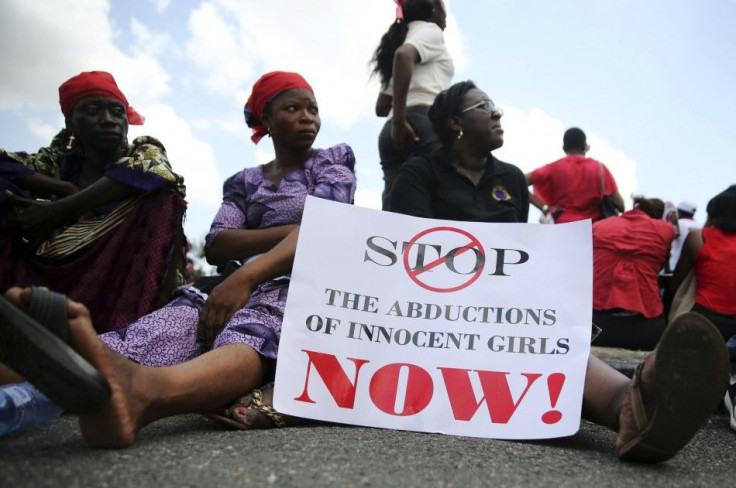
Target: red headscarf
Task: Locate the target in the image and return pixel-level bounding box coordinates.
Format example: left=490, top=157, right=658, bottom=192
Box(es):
left=243, top=71, right=313, bottom=144
left=58, top=71, right=145, bottom=125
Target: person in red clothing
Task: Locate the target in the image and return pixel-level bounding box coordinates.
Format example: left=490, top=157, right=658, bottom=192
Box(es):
left=670, top=185, right=736, bottom=432
left=672, top=185, right=736, bottom=342
left=592, top=197, right=675, bottom=350
left=526, top=127, right=624, bottom=223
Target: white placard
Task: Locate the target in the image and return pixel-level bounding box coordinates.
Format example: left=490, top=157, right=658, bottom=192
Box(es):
left=274, top=196, right=592, bottom=439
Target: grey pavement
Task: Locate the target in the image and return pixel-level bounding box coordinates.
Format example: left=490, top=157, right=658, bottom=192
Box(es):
left=0, top=411, right=734, bottom=487
left=1, top=349, right=734, bottom=487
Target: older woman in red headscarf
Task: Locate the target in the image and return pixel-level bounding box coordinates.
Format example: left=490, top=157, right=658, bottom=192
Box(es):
left=0, top=71, right=187, bottom=332
left=0, top=70, right=356, bottom=445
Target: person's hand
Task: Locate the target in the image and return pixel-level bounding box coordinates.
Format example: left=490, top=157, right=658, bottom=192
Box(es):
left=5, top=190, right=67, bottom=246
left=197, top=270, right=253, bottom=347
left=391, top=117, right=420, bottom=154
left=546, top=205, right=564, bottom=219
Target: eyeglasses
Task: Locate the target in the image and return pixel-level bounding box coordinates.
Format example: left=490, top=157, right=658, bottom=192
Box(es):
left=461, top=100, right=503, bottom=116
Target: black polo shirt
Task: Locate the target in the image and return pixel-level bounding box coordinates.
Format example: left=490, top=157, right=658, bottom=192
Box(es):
left=389, top=151, right=529, bottom=223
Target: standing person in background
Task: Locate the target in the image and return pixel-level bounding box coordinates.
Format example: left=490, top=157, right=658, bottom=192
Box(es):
left=526, top=127, right=624, bottom=223
left=668, top=200, right=701, bottom=273
left=592, top=197, right=675, bottom=350
left=371, top=0, right=452, bottom=209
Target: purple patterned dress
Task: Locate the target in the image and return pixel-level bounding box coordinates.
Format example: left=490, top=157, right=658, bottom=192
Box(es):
left=100, top=144, right=356, bottom=369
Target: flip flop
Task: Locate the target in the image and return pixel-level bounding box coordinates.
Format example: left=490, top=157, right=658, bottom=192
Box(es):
left=0, top=287, right=111, bottom=414
left=617, top=312, right=729, bottom=462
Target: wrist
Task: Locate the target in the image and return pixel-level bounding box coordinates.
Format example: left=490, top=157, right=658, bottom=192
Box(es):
left=542, top=204, right=549, bottom=214
left=232, top=266, right=257, bottom=289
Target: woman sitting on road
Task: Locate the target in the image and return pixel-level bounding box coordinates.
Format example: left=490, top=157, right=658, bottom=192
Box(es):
left=0, top=71, right=356, bottom=444
left=592, top=196, right=675, bottom=350
left=389, top=80, right=729, bottom=462
left=0, top=71, right=187, bottom=332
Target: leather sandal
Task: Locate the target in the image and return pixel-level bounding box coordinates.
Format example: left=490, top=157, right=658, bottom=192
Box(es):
left=206, top=387, right=300, bottom=429
left=0, top=287, right=111, bottom=414
left=616, top=312, right=729, bottom=462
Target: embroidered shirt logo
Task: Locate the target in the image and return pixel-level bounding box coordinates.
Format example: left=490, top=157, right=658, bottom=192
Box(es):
left=491, top=185, right=512, bottom=202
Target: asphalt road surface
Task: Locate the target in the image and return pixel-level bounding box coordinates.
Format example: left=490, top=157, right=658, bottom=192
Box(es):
left=0, top=410, right=734, bottom=487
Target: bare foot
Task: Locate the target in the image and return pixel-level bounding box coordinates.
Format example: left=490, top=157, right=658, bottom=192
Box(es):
left=5, top=287, right=150, bottom=448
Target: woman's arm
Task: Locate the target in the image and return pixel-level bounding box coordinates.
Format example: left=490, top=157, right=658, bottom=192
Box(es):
left=670, top=228, right=704, bottom=295
left=7, top=177, right=140, bottom=242
left=525, top=172, right=558, bottom=217
left=198, top=227, right=300, bottom=345
left=205, top=225, right=299, bottom=266
left=14, top=173, right=78, bottom=197
left=375, top=93, right=392, bottom=117
left=390, top=44, right=421, bottom=152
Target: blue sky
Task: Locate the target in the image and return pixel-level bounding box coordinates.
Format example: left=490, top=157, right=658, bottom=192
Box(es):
left=1, top=0, right=734, bottom=242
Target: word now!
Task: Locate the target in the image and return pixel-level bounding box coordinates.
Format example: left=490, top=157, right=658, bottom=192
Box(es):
left=294, top=350, right=566, bottom=425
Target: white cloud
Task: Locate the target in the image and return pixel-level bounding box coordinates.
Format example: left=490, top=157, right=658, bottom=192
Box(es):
left=25, top=118, right=61, bottom=145
left=130, top=17, right=174, bottom=59
left=184, top=1, right=464, bottom=130
left=185, top=3, right=257, bottom=96
left=443, top=2, right=467, bottom=72
left=0, top=0, right=169, bottom=110
left=128, top=104, right=223, bottom=207
left=147, top=0, right=171, bottom=13
left=355, top=188, right=382, bottom=210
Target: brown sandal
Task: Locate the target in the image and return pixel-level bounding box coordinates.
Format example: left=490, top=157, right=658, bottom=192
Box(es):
left=616, top=312, right=729, bottom=462
left=206, top=388, right=293, bottom=430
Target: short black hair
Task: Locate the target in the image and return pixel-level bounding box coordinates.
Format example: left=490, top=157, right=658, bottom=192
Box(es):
left=563, top=127, right=587, bottom=152
left=706, top=185, right=736, bottom=232
left=428, top=80, right=477, bottom=150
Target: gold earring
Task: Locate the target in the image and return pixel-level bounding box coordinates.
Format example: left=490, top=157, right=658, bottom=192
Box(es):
left=65, top=133, right=76, bottom=150
left=457, top=129, right=463, bottom=140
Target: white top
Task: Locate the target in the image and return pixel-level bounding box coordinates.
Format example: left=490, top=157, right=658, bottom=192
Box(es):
left=382, top=20, right=454, bottom=108
left=669, top=217, right=702, bottom=271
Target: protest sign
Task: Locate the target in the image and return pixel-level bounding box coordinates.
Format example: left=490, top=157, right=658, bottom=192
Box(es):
left=274, top=196, right=592, bottom=439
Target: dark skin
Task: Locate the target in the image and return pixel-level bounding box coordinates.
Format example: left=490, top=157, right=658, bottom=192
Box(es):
left=446, top=88, right=504, bottom=186
left=443, top=87, right=632, bottom=429
left=198, top=88, right=320, bottom=346
left=375, top=0, right=448, bottom=153
left=669, top=217, right=711, bottom=295
left=5, top=97, right=140, bottom=246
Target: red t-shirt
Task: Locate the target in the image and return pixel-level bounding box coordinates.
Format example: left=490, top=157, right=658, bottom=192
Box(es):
left=592, top=209, right=675, bottom=317
left=695, top=226, right=736, bottom=315
left=531, top=154, right=618, bottom=224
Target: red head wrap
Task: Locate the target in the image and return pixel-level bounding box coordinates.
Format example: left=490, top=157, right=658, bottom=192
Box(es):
left=243, top=71, right=313, bottom=144
left=58, top=71, right=145, bottom=125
